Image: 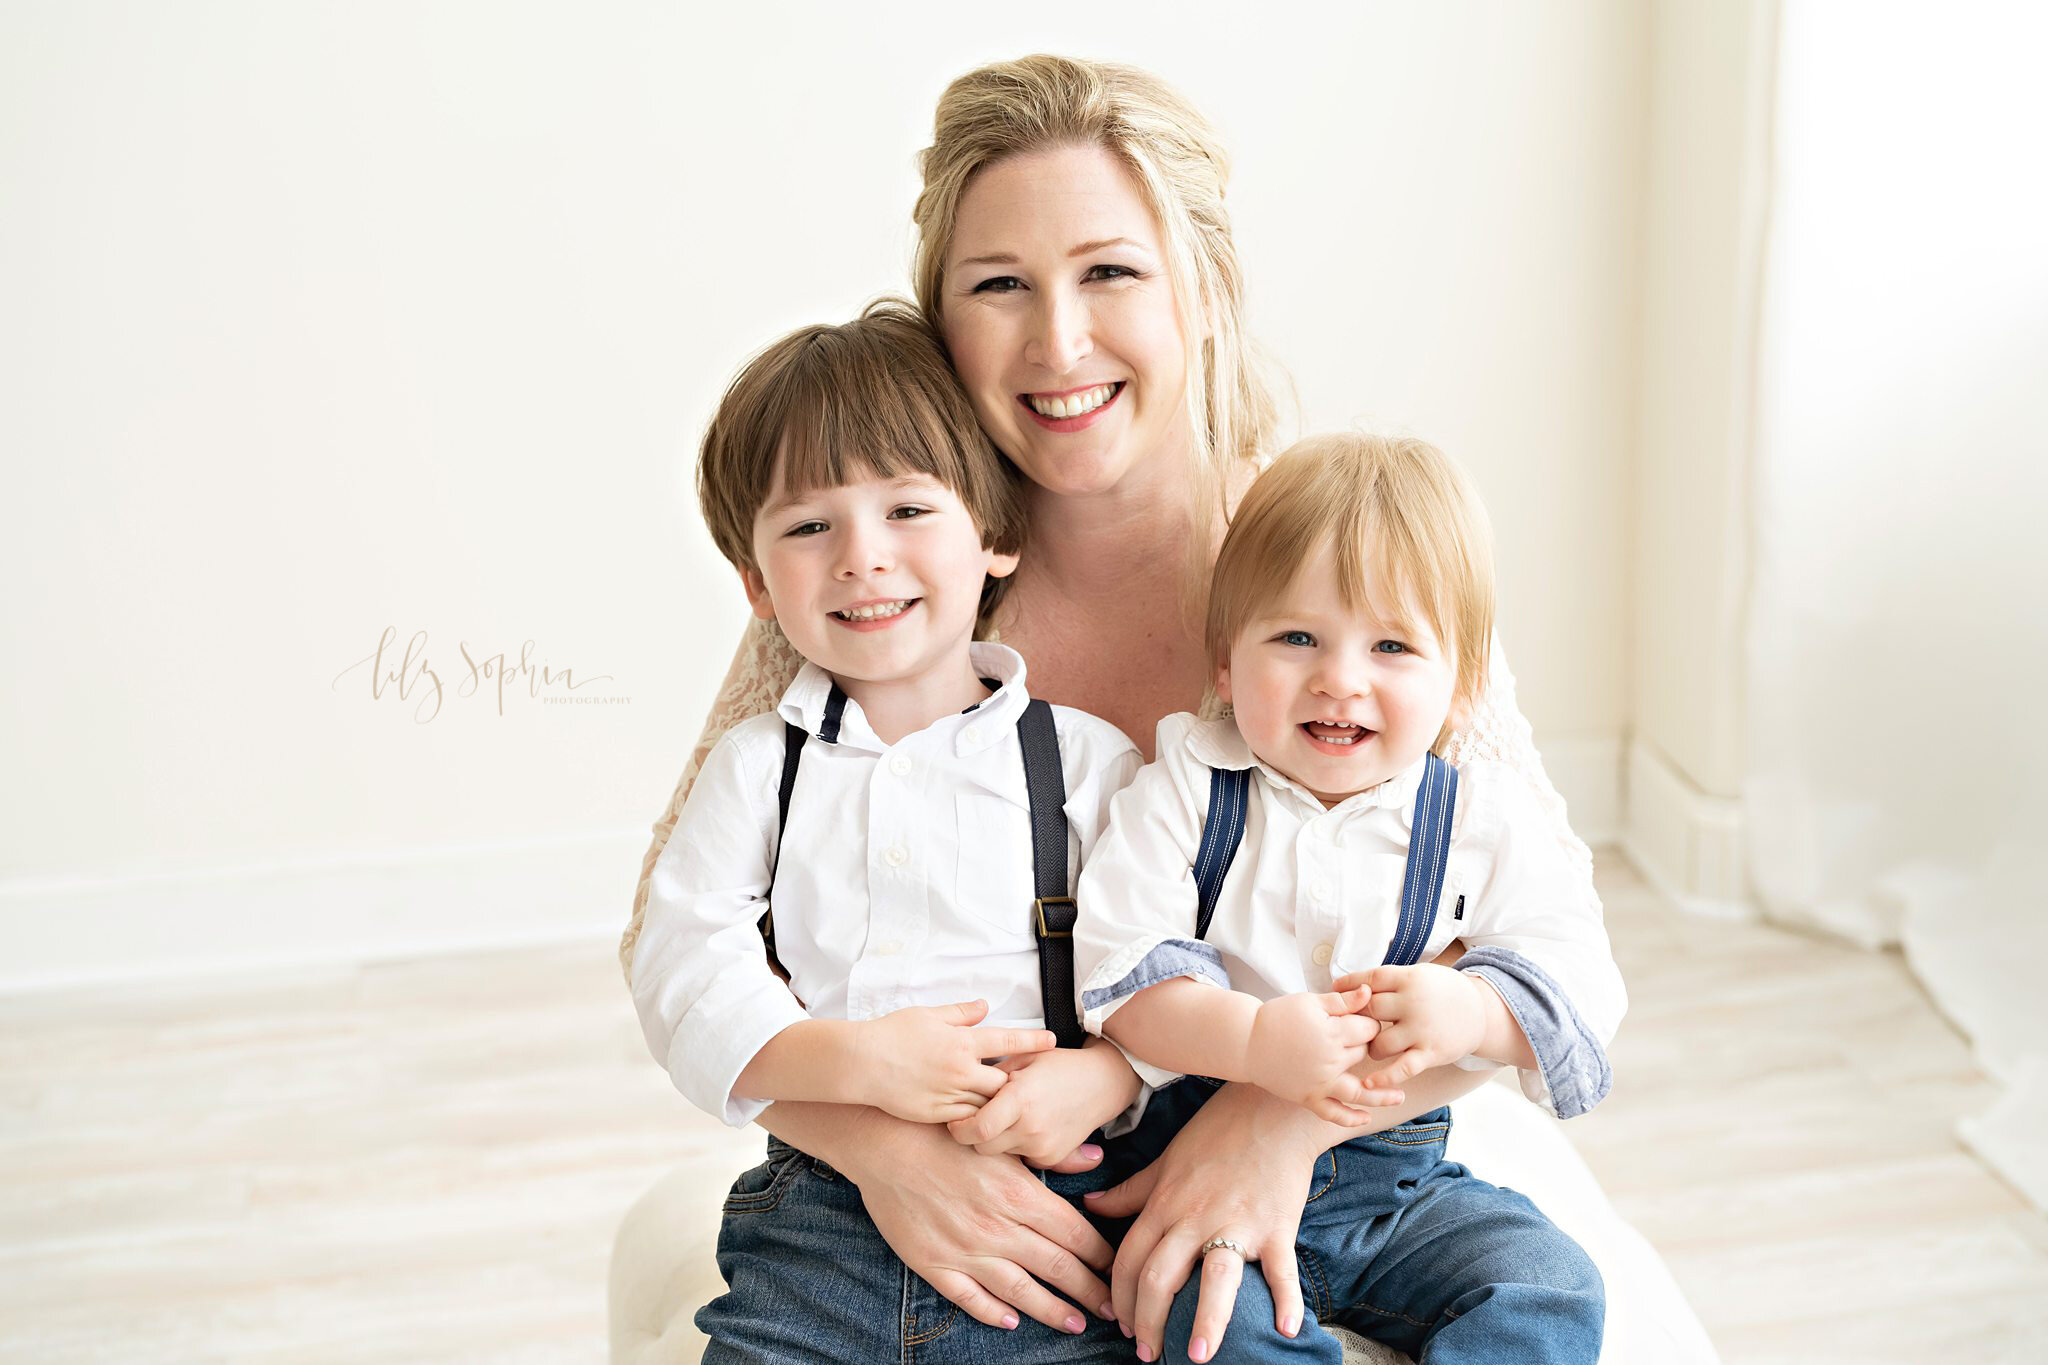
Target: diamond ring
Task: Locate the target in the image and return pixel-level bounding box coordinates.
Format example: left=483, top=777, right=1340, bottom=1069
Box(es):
left=1199, top=1237, right=1250, bottom=1260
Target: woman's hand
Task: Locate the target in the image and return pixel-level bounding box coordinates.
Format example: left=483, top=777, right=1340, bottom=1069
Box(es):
left=945, top=1037, right=1141, bottom=1167
left=1084, top=1082, right=1326, bottom=1362
left=764, top=1101, right=1118, bottom=1335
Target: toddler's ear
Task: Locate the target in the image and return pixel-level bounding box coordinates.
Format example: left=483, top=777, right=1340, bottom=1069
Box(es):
left=739, top=566, right=777, bottom=622
left=1214, top=662, right=1233, bottom=704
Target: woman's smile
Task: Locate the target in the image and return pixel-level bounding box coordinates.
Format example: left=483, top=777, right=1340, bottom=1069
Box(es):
left=1020, top=381, right=1125, bottom=430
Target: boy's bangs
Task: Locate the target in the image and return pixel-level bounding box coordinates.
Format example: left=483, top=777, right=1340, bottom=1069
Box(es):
left=1330, top=505, right=1445, bottom=650
left=769, top=360, right=956, bottom=501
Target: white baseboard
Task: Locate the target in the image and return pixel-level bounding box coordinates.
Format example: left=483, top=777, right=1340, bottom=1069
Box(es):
left=0, top=830, right=647, bottom=995
left=1537, top=732, right=1626, bottom=848
left=1620, top=740, right=1752, bottom=918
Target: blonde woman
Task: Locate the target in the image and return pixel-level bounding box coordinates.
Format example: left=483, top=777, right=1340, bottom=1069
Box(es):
left=626, top=55, right=1600, bottom=1363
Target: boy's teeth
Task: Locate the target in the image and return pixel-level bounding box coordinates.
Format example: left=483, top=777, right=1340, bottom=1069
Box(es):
left=1028, top=383, right=1117, bottom=419
left=835, top=599, right=913, bottom=621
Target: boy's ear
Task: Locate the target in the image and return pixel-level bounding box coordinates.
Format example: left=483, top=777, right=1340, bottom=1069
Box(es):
left=986, top=547, right=1021, bottom=581
left=738, top=566, right=777, bottom=622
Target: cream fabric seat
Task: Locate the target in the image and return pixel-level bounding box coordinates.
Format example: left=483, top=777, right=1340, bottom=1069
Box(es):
left=608, top=1079, right=1719, bottom=1364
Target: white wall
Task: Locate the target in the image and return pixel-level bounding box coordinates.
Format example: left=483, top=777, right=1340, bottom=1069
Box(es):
left=0, top=1, right=1645, bottom=987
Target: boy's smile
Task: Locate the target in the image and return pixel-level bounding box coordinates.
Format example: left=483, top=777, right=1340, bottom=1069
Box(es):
left=743, top=461, right=1018, bottom=741
left=1216, top=540, right=1462, bottom=808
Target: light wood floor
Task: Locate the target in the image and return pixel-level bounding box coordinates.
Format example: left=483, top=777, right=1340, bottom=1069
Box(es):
left=3, top=854, right=2043, bottom=1363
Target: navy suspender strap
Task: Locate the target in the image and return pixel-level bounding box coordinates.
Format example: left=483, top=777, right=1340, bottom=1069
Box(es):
left=1193, top=767, right=1252, bottom=940
left=1189, top=753, right=1460, bottom=962
left=1015, top=698, right=1083, bottom=1048
left=763, top=686, right=1084, bottom=1048
left=1381, top=752, right=1458, bottom=966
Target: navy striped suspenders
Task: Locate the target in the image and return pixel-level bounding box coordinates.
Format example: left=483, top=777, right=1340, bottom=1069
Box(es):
left=1191, top=752, right=1461, bottom=966
left=763, top=686, right=1084, bottom=1048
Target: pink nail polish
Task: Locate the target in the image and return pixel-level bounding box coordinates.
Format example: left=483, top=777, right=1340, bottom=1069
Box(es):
left=1001, top=1313, right=1018, bottom=1330
left=1081, top=1143, right=1103, bottom=1158
left=1098, top=1300, right=1117, bottom=1320
left=1282, top=1313, right=1300, bottom=1336
left=1064, top=1314, right=1084, bottom=1334
left=1119, top=1320, right=1133, bottom=1338
left=1192, top=1337, right=1210, bottom=1361
left=1083, top=1189, right=1103, bottom=1201
left=1136, top=1343, right=1154, bottom=1363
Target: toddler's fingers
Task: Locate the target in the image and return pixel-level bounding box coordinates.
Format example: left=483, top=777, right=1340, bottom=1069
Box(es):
left=976, top=1027, right=1060, bottom=1060
left=967, top=1063, right=1013, bottom=1099
left=1035, top=1142, right=1107, bottom=1175
left=1328, top=1075, right=1375, bottom=1109
left=1330, top=969, right=1373, bottom=994
left=1373, top=1050, right=1433, bottom=1088
left=1333, top=1015, right=1379, bottom=1047
left=1364, top=991, right=1404, bottom=1022
left=1365, top=966, right=1408, bottom=993
left=949, top=1088, right=1018, bottom=1145
left=1368, top=1023, right=1414, bottom=1059
left=937, top=999, right=992, bottom=1027
left=1309, top=1096, right=1376, bottom=1128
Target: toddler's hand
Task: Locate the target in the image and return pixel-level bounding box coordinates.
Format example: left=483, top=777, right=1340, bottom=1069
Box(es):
left=944, top=1040, right=1137, bottom=1169
left=1245, top=987, right=1386, bottom=1125
left=1353, top=965, right=1493, bottom=1092
left=853, top=1000, right=1058, bottom=1125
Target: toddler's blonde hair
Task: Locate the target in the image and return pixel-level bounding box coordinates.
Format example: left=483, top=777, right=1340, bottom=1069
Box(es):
left=1206, top=433, right=1496, bottom=730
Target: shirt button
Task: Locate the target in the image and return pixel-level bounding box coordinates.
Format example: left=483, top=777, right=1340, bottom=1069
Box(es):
left=1311, top=943, right=1334, bottom=967
left=888, top=754, right=912, bottom=777
left=1310, top=881, right=1331, bottom=903
left=961, top=724, right=984, bottom=747
left=883, top=845, right=909, bottom=868
left=873, top=940, right=903, bottom=957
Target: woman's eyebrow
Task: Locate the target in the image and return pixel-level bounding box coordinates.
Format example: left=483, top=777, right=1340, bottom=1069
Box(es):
left=955, top=237, right=1154, bottom=268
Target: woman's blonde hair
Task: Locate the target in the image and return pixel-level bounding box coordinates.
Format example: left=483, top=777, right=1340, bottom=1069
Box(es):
left=1206, top=433, right=1496, bottom=736
left=912, top=55, right=1276, bottom=557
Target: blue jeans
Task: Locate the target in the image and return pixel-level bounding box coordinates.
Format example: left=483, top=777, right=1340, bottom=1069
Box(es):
left=697, top=1135, right=1145, bottom=1363
left=1135, top=1079, right=1605, bottom=1364
left=699, top=1080, right=1602, bottom=1363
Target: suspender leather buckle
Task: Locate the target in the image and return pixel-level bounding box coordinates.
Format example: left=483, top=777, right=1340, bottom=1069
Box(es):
left=1033, top=896, right=1076, bottom=939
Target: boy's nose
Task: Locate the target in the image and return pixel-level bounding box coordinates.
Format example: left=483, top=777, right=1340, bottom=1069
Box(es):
left=835, top=529, right=893, bottom=579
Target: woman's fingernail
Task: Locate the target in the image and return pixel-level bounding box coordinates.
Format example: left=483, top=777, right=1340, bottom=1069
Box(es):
left=1080, top=1143, right=1103, bottom=1159
left=1001, top=1313, right=1018, bottom=1330
left=1282, top=1313, right=1300, bottom=1335
left=1136, top=1343, right=1154, bottom=1363
left=1119, top=1320, right=1134, bottom=1339
left=1192, top=1338, right=1210, bottom=1361
left=1064, top=1314, right=1084, bottom=1334
left=1082, top=1189, right=1103, bottom=1201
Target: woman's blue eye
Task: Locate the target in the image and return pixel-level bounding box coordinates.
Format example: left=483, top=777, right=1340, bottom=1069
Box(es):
left=1087, top=264, right=1138, bottom=283
left=1278, top=630, right=1315, bottom=647
left=1375, top=640, right=1409, bottom=654
left=971, top=276, right=1023, bottom=294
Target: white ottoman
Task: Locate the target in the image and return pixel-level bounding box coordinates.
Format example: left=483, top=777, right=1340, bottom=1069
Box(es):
left=609, top=1082, right=1718, bottom=1364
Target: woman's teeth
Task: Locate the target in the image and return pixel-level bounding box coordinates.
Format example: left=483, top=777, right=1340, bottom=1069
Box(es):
left=1027, top=383, right=1119, bottom=419
left=834, top=600, right=914, bottom=621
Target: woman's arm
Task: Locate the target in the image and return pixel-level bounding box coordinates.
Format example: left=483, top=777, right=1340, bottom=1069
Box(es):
left=759, top=1100, right=1120, bottom=1335
left=620, top=618, right=803, bottom=982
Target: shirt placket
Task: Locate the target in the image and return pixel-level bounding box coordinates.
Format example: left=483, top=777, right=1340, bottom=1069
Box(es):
left=847, top=739, right=928, bottom=1019
left=1296, top=807, right=1348, bottom=989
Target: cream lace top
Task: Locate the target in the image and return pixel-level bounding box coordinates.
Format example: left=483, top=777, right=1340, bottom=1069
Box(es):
left=620, top=618, right=1598, bottom=982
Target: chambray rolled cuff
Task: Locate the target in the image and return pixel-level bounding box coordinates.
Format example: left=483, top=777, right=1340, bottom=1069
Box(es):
left=1081, top=938, right=1229, bottom=1090
left=1456, top=945, right=1613, bottom=1119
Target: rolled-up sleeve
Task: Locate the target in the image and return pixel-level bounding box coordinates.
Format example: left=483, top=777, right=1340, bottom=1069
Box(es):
left=1454, top=767, right=1628, bottom=1118
left=629, top=718, right=808, bottom=1126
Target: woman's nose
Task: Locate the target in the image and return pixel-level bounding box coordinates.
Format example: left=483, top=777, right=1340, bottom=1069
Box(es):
left=1026, top=288, right=1093, bottom=375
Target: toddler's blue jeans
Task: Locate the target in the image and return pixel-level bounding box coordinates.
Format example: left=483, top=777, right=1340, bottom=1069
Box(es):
left=697, top=1077, right=1602, bottom=1363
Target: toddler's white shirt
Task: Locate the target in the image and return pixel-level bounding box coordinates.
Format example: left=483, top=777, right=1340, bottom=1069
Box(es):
left=632, top=642, right=1141, bottom=1126
left=1075, top=712, right=1626, bottom=1119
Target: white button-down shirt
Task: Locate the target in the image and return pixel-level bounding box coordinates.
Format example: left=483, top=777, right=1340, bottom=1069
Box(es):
left=632, top=643, right=1141, bottom=1126
left=1075, top=713, right=1626, bottom=1117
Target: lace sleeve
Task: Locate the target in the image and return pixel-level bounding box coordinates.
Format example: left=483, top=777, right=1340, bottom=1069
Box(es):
left=1440, top=636, right=1600, bottom=914
left=619, top=616, right=806, bottom=983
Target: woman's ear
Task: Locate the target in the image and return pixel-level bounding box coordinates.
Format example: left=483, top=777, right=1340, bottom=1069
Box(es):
left=739, top=566, right=777, bottom=622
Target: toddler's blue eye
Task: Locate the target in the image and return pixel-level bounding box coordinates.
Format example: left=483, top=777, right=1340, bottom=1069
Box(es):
left=1278, top=630, right=1315, bottom=647
left=1375, top=640, right=1409, bottom=654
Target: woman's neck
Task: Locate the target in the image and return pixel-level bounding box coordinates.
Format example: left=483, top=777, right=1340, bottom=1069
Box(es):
left=1011, top=462, right=1203, bottom=610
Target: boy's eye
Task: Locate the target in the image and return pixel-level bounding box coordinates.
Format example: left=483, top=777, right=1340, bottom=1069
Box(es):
left=970, top=275, right=1023, bottom=294
left=1276, top=630, right=1315, bottom=647
left=787, top=520, right=827, bottom=537
left=889, top=505, right=933, bottom=521
left=1374, top=640, right=1409, bottom=655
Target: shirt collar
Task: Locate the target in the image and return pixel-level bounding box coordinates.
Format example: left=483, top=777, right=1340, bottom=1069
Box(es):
left=776, top=641, right=1032, bottom=755
left=1182, top=715, right=1431, bottom=815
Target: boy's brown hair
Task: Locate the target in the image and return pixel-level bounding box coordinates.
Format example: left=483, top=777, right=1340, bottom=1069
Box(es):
left=1206, top=433, right=1496, bottom=727
left=696, top=299, right=1026, bottom=622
